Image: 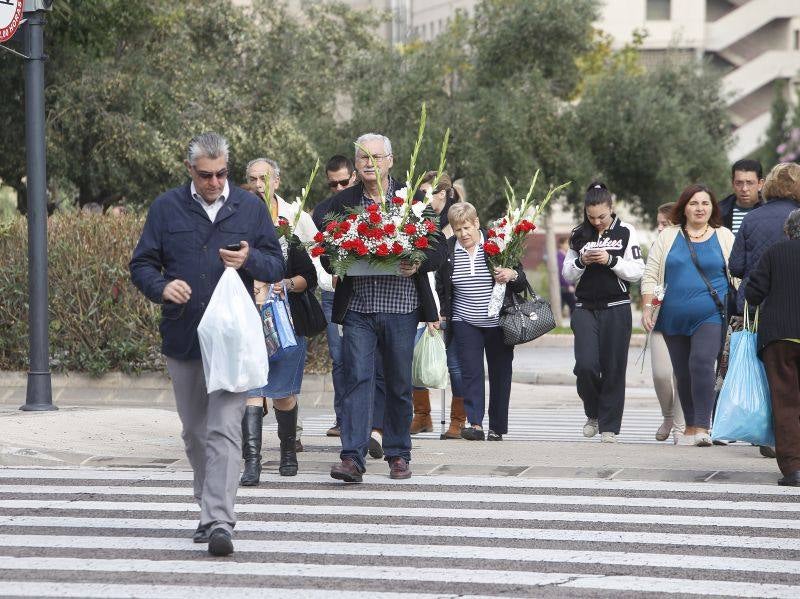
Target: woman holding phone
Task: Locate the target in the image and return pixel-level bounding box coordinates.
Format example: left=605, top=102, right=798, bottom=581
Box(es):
left=562, top=183, right=645, bottom=443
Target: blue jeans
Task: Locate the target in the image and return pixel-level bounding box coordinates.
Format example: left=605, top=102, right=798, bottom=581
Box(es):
left=340, top=310, right=418, bottom=471
left=321, top=291, right=345, bottom=425
left=452, top=321, right=514, bottom=434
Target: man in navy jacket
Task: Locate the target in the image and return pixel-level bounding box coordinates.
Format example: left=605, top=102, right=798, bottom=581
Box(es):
left=130, top=132, right=283, bottom=556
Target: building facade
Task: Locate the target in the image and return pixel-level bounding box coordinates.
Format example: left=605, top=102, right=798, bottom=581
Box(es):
left=342, top=0, right=800, bottom=161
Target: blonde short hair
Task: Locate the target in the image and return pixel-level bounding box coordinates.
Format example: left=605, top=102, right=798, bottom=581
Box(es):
left=763, top=162, right=800, bottom=202
left=447, top=202, right=478, bottom=227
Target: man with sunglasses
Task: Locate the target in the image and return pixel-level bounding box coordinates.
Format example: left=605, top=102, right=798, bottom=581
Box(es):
left=130, top=132, right=284, bottom=557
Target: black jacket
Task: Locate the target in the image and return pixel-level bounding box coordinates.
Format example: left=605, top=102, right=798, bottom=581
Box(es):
left=744, top=239, right=800, bottom=355
left=284, top=236, right=318, bottom=337
left=561, top=216, right=645, bottom=310
left=719, top=193, right=764, bottom=232
left=436, top=232, right=528, bottom=344
left=318, top=179, right=446, bottom=324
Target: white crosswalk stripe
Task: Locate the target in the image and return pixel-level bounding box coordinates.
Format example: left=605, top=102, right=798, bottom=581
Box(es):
left=1, top=467, right=800, bottom=598
left=294, top=406, right=669, bottom=443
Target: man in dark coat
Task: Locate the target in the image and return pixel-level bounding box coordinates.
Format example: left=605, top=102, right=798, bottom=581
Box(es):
left=718, top=159, right=765, bottom=236
left=130, top=132, right=283, bottom=556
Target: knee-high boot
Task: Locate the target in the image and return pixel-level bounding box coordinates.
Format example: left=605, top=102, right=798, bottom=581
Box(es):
left=410, top=388, right=433, bottom=434
left=440, top=396, right=466, bottom=439
left=275, top=404, right=299, bottom=477
left=240, top=406, right=263, bottom=486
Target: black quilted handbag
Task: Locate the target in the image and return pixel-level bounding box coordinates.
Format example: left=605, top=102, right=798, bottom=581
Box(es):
left=499, top=284, right=556, bottom=346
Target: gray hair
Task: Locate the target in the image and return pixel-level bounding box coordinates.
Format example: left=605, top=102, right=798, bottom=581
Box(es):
left=785, top=209, right=800, bottom=240
left=354, top=133, right=392, bottom=158
left=187, top=132, right=229, bottom=165
left=246, top=157, right=280, bottom=178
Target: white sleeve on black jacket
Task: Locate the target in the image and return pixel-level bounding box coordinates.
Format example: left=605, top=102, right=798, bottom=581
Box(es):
left=609, top=223, right=645, bottom=282
left=562, top=248, right=585, bottom=284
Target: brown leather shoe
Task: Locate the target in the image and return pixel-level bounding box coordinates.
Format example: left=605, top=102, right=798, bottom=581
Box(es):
left=440, top=396, right=466, bottom=439
left=410, top=389, right=433, bottom=434
left=388, top=456, right=412, bottom=479
left=330, top=458, right=363, bottom=483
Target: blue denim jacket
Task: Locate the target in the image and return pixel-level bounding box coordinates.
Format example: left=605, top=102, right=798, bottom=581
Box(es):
left=130, top=184, right=284, bottom=360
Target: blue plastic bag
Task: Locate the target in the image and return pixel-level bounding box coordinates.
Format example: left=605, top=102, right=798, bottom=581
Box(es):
left=268, top=293, right=297, bottom=351
left=711, top=317, right=774, bottom=446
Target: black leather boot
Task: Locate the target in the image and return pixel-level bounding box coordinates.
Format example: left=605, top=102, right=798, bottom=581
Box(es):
left=239, top=405, right=263, bottom=486
left=275, top=404, right=298, bottom=477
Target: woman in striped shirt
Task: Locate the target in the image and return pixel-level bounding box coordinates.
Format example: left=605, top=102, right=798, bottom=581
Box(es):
left=437, top=202, right=528, bottom=440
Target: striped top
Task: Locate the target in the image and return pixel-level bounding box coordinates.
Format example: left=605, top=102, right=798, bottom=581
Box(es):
left=730, top=206, right=753, bottom=236
left=451, top=237, right=499, bottom=327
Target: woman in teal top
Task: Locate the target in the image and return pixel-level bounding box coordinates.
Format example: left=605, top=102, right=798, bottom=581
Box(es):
left=642, top=184, right=736, bottom=447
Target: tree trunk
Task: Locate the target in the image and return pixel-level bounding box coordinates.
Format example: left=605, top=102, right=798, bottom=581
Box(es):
left=543, top=210, right=563, bottom=327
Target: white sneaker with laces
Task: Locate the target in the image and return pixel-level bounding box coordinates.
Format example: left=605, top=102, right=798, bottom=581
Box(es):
left=600, top=432, right=617, bottom=443
left=583, top=418, right=599, bottom=438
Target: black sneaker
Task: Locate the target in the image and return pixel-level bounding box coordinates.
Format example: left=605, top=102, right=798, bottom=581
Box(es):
left=487, top=430, right=503, bottom=441
left=368, top=430, right=383, bottom=459
left=192, top=524, right=210, bottom=544
left=207, top=528, right=234, bottom=556
left=460, top=426, right=485, bottom=441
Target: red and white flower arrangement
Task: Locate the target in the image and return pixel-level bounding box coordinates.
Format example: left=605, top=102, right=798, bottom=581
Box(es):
left=485, top=170, right=571, bottom=317
left=310, top=104, right=450, bottom=277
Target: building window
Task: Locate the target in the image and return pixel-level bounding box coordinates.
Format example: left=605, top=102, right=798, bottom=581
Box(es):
left=646, top=0, right=671, bottom=21
left=795, top=29, right=800, bottom=50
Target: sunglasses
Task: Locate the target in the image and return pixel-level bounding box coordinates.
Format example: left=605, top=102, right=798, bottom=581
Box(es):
left=194, top=167, right=229, bottom=181
left=327, top=178, right=351, bottom=189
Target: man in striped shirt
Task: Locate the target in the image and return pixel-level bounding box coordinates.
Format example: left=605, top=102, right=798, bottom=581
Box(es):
left=719, top=159, right=765, bottom=236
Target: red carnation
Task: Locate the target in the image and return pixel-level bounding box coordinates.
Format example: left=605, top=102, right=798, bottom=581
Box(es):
left=347, top=213, right=358, bottom=221
left=369, top=212, right=382, bottom=224
left=357, top=222, right=369, bottom=235
left=355, top=242, right=368, bottom=256
left=310, top=245, right=325, bottom=257
left=487, top=228, right=496, bottom=237
left=392, top=196, right=404, bottom=205
left=339, top=221, right=351, bottom=233
left=414, top=236, right=429, bottom=249
left=314, top=231, right=324, bottom=243
left=392, top=242, right=404, bottom=255
left=366, top=203, right=379, bottom=213
left=498, top=233, right=506, bottom=240
left=403, top=223, right=417, bottom=235
left=333, top=232, right=343, bottom=240
left=484, top=241, right=501, bottom=256
left=326, top=221, right=338, bottom=233
left=341, top=240, right=354, bottom=251
left=375, top=243, right=389, bottom=256
left=383, top=223, right=396, bottom=235
left=424, top=220, right=436, bottom=232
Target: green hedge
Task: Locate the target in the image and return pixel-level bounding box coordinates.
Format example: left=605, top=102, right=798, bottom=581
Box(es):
left=0, top=214, right=330, bottom=375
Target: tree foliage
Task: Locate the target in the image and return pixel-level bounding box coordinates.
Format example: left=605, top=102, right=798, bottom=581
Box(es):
left=0, top=0, right=733, bottom=224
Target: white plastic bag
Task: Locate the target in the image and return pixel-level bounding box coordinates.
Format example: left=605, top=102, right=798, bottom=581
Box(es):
left=197, top=267, right=269, bottom=393
left=411, top=329, right=449, bottom=389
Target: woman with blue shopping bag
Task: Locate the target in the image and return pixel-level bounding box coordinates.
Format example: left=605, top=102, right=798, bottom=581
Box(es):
left=745, top=207, right=800, bottom=487
left=240, top=217, right=318, bottom=486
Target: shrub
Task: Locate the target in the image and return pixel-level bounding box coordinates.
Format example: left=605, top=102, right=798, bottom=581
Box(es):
left=0, top=214, right=331, bottom=375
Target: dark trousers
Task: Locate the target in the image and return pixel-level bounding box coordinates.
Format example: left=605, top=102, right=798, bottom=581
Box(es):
left=452, top=321, right=514, bottom=434
left=571, top=305, right=631, bottom=434
left=663, top=323, right=722, bottom=430
left=340, top=310, right=417, bottom=471
left=762, top=341, right=800, bottom=476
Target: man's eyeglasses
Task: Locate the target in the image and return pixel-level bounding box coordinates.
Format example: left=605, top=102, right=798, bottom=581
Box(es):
left=194, top=167, right=229, bottom=181
left=356, top=154, right=391, bottom=164
left=327, top=178, right=351, bottom=189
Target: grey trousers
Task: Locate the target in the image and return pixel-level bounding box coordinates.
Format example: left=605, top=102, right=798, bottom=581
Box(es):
left=650, top=331, right=685, bottom=431
left=166, top=357, right=247, bottom=534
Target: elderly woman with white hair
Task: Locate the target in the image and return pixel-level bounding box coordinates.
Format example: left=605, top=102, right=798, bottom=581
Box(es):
left=746, top=208, right=800, bottom=487
left=437, top=202, right=527, bottom=441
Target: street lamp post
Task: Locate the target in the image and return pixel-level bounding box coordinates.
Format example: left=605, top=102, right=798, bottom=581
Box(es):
left=20, top=1, right=55, bottom=411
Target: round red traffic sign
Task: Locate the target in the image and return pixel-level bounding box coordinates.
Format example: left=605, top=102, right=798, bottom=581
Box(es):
left=0, top=0, right=24, bottom=43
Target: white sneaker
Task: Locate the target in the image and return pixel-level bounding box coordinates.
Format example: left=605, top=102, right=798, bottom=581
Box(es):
left=600, top=432, right=617, bottom=443
left=695, top=433, right=712, bottom=447
left=583, top=418, right=599, bottom=438
left=672, top=430, right=684, bottom=445
left=676, top=434, right=696, bottom=446
left=655, top=418, right=673, bottom=442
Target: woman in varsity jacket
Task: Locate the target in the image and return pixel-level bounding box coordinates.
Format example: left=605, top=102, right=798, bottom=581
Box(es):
left=562, top=182, right=645, bottom=443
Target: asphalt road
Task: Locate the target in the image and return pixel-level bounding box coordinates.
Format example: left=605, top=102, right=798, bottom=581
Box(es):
left=1, top=467, right=799, bottom=598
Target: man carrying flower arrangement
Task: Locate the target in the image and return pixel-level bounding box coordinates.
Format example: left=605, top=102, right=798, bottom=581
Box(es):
left=317, top=133, right=445, bottom=482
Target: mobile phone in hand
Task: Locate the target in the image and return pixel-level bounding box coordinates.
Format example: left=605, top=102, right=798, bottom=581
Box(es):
left=224, top=243, right=242, bottom=252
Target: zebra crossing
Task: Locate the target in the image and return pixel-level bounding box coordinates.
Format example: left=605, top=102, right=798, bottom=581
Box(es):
left=1, top=467, right=800, bottom=597
left=294, top=405, right=668, bottom=443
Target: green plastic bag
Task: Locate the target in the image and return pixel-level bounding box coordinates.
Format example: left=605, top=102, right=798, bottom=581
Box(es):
left=412, top=329, right=448, bottom=389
